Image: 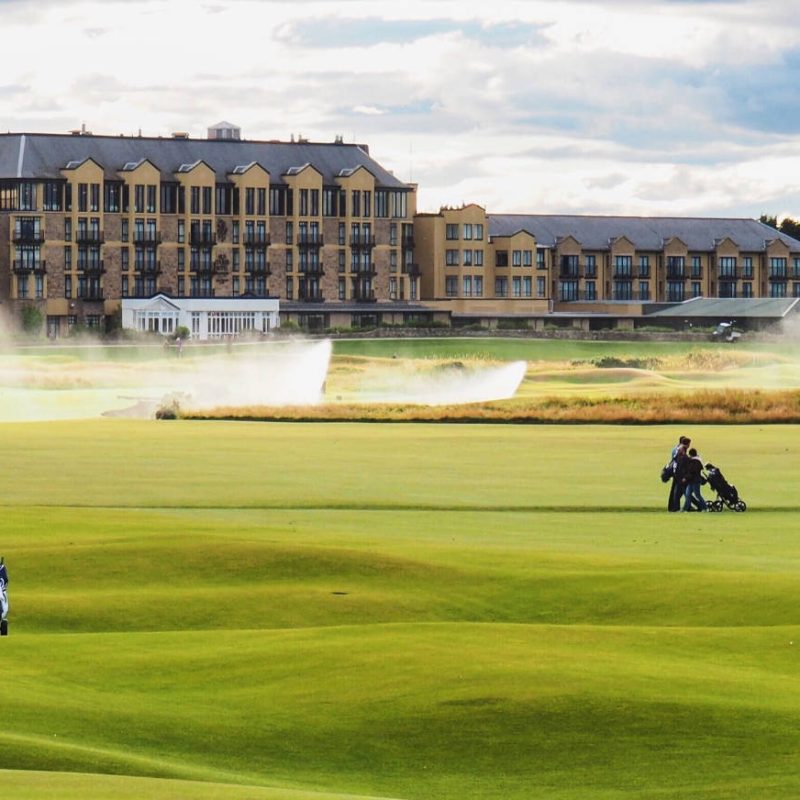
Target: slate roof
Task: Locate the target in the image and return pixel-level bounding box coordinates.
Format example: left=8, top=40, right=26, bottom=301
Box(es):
left=648, top=297, right=800, bottom=318
left=0, top=132, right=409, bottom=188
left=489, top=214, right=800, bottom=254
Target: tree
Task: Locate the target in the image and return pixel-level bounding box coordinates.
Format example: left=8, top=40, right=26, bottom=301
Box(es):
left=20, top=305, right=43, bottom=336
left=759, top=213, right=800, bottom=239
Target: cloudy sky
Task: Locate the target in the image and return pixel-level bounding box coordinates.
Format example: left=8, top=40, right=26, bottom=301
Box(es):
left=2, top=0, right=800, bottom=218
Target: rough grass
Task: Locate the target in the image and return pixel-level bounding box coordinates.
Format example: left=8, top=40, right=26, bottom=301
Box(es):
left=182, top=388, right=800, bottom=424
left=1, top=421, right=800, bottom=798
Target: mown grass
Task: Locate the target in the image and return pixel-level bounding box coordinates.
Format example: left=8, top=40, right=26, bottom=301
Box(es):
left=1, top=421, right=799, bottom=798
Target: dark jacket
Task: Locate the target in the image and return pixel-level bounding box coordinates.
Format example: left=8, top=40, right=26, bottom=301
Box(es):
left=0, top=562, right=8, bottom=586
left=683, top=457, right=704, bottom=485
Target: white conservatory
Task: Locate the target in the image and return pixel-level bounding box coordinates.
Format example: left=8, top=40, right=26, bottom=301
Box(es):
left=121, top=295, right=280, bottom=340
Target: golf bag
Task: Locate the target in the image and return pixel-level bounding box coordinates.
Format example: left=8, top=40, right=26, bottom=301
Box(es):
left=705, top=464, right=747, bottom=512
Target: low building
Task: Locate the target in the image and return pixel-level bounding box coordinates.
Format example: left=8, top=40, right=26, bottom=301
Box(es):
left=121, top=294, right=279, bottom=340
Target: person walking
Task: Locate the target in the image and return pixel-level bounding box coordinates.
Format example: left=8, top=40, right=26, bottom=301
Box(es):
left=668, top=436, right=691, bottom=512
left=0, top=556, right=8, bottom=635
left=682, top=448, right=707, bottom=512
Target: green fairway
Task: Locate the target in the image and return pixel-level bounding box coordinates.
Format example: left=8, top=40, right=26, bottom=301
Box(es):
left=1, top=421, right=800, bottom=798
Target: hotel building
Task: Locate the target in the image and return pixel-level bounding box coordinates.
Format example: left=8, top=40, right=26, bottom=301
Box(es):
left=1, top=125, right=798, bottom=334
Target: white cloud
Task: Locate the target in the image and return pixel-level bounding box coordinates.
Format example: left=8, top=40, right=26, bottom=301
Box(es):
left=1, top=0, right=799, bottom=217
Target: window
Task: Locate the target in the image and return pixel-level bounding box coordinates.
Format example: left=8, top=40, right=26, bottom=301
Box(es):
left=43, top=182, right=62, bottom=211
left=121, top=219, right=128, bottom=242
left=78, top=183, right=88, bottom=212
left=536, top=276, right=546, bottom=297
left=445, top=276, right=458, bottom=297
left=19, top=182, right=36, bottom=210
left=474, top=250, right=484, bottom=267
left=742, top=256, right=753, bottom=278
left=146, top=185, right=156, bottom=213
left=523, top=276, right=532, bottom=297
left=523, top=250, right=533, bottom=267
left=770, top=281, right=787, bottom=298
left=719, top=256, right=736, bottom=276
left=496, top=251, right=509, bottom=267
left=560, top=280, right=578, bottom=301
left=121, top=247, right=128, bottom=271
left=475, top=224, right=484, bottom=241
left=64, top=246, right=72, bottom=271
left=177, top=220, right=185, bottom=244
left=65, top=275, right=72, bottom=298
left=586, top=280, right=596, bottom=300
left=769, top=257, right=787, bottom=278
left=537, top=249, right=546, bottom=269
left=585, top=255, right=596, bottom=277
left=285, top=222, right=293, bottom=245
left=121, top=275, right=129, bottom=297
left=614, top=255, right=632, bottom=276
left=323, top=188, right=337, bottom=217
left=390, top=250, right=397, bottom=272
left=666, top=256, right=685, bottom=277
left=389, top=223, right=398, bottom=246
left=362, top=191, right=370, bottom=217
left=638, top=255, right=649, bottom=277
left=104, top=182, right=121, bottom=213
left=445, top=249, right=459, bottom=266
left=495, top=277, right=508, bottom=297
left=339, top=278, right=347, bottom=300
left=299, top=189, right=308, bottom=216
left=339, top=250, right=346, bottom=273
left=202, top=187, right=212, bottom=215
left=475, top=276, right=483, bottom=297
left=639, top=281, right=650, bottom=301
left=512, top=250, right=522, bottom=267
left=463, top=224, right=473, bottom=240
left=666, top=281, right=684, bottom=302
left=463, top=249, right=473, bottom=266
left=134, top=184, right=144, bottom=213
left=351, top=190, right=360, bottom=218
left=691, top=255, right=702, bottom=278
left=741, top=282, right=753, bottom=297
left=190, top=186, right=200, bottom=215
left=463, top=276, right=472, bottom=297
left=446, top=224, right=458, bottom=240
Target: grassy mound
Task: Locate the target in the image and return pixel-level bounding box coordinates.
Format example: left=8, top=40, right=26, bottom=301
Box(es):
left=0, top=422, right=800, bottom=797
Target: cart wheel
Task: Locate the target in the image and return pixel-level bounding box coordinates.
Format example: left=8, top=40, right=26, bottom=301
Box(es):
left=734, top=500, right=747, bottom=512
left=713, top=500, right=724, bottom=512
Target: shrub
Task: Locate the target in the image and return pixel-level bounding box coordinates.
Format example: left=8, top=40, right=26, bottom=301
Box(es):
left=20, top=305, right=44, bottom=336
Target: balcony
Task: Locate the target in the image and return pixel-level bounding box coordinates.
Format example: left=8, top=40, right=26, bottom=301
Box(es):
left=560, top=267, right=580, bottom=279
left=350, top=263, right=377, bottom=276
left=666, top=268, right=685, bottom=280
left=718, top=269, right=738, bottom=280
left=353, top=289, right=377, bottom=303
left=78, top=292, right=105, bottom=302
left=191, top=263, right=216, bottom=276
left=299, top=265, right=325, bottom=277
left=190, top=289, right=216, bottom=298
left=769, top=271, right=788, bottom=281
left=76, top=230, right=105, bottom=245
left=298, top=291, right=325, bottom=303
left=559, top=290, right=599, bottom=302
left=12, top=259, right=46, bottom=274
left=79, top=260, right=106, bottom=275
left=613, top=268, right=633, bottom=279
left=12, top=228, right=44, bottom=244
left=297, top=233, right=324, bottom=248
left=350, top=234, right=376, bottom=249
left=189, top=230, right=217, bottom=246
left=638, top=268, right=650, bottom=279
left=243, top=231, right=271, bottom=246
left=403, top=263, right=422, bottom=277
left=136, top=261, right=162, bottom=276
left=133, top=230, right=162, bottom=244
left=249, top=263, right=272, bottom=276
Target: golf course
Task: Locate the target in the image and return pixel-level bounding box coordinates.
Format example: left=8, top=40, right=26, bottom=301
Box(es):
left=1, top=337, right=799, bottom=798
